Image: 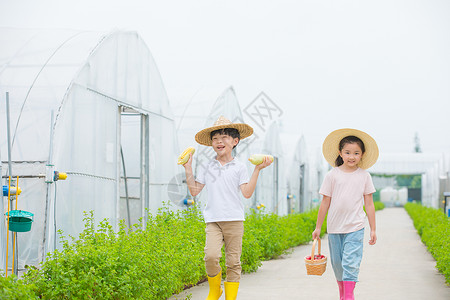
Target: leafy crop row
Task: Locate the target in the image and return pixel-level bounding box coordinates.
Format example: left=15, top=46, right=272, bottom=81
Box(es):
left=1, top=203, right=385, bottom=299
left=404, top=203, right=450, bottom=285
left=1, top=206, right=321, bottom=299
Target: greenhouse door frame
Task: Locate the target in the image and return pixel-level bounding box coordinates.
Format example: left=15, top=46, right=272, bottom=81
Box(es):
left=299, top=164, right=305, bottom=212
left=273, top=157, right=279, bottom=214
left=117, top=106, right=149, bottom=228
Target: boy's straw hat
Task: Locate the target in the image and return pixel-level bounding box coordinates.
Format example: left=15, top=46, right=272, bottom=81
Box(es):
left=195, top=116, right=253, bottom=146
left=322, top=128, right=379, bottom=170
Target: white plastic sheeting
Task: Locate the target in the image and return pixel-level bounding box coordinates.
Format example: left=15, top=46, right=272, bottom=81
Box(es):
left=0, top=28, right=178, bottom=271
left=311, top=147, right=329, bottom=209
left=281, top=134, right=310, bottom=213
left=174, top=86, right=254, bottom=211
left=368, top=153, right=442, bottom=175
left=173, top=86, right=218, bottom=154
left=369, top=153, right=447, bottom=209
left=195, top=88, right=254, bottom=211
left=422, top=160, right=442, bottom=208
left=254, top=121, right=287, bottom=215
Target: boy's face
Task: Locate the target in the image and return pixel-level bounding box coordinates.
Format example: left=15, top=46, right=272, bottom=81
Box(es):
left=211, top=133, right=239, bottom=156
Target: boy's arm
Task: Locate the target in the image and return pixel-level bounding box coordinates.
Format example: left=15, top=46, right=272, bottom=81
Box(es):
left=183, top=154, right=205, bottom=196
left=240, top=156, right=272, bottom=199
left=312, top=195, right=331, bottom=240
left=364, top=193, right=377, bottom=245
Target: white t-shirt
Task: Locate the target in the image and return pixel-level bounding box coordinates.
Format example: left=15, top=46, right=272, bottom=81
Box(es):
left=319, top=167, right=376, bottom=234
left=196, top=158, right=249, bottom=223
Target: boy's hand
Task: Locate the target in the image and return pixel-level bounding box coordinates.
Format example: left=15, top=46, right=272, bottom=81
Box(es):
left=256, top=156, right=273, bottom=170
left=183, top=153, right=193, bottom=169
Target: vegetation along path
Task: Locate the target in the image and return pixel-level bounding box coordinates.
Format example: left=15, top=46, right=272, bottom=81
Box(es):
left=171, top=208, right=450, bottom=300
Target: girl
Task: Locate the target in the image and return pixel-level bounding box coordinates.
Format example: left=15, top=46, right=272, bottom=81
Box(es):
left=312, top=128, right=379, bottom=300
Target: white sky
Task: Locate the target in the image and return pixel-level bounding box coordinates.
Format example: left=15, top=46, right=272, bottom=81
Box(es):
left=1, top=0, right=449, bottom=155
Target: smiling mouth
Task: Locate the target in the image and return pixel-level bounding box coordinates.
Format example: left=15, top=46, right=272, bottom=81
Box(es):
left=217, top=146, right=225, bottom=150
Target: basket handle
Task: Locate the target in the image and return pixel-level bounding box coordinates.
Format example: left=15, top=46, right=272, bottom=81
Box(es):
left=310, top=238, right=321, bottom=261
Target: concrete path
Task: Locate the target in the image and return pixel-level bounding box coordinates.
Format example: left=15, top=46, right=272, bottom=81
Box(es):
left=171, top=208, right=450, bottom=300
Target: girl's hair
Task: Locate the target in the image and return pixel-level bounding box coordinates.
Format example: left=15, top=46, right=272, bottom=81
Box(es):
left=210, top=128, right=240, bottom=149
left=335, top=135, right=365, bottom=166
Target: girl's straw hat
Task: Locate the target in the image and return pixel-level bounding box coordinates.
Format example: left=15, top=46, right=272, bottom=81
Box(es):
left=322, top=128, right=379, bottom=169
left=195, top=116, right=253, bottom=146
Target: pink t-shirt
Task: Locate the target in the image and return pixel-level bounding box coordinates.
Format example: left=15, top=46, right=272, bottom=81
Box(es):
left=319, top=167, right=376, bottom=234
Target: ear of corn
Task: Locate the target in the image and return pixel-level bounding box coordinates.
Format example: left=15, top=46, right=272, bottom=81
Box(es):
left=177, top=147, right=196, bottom=165
left=248, top=154, right=274, bottom=165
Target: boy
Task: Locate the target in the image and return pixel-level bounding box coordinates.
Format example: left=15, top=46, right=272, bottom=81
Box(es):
left=183, top=116, right=272, bottom=300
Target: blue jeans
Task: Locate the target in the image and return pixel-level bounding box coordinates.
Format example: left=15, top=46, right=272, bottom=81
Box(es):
left=328, top=228, right=364, bottom=282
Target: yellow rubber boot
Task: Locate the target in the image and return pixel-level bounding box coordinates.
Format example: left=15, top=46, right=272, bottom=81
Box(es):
left=224, top=281, right=239, bottom=300
left=206, top=271, right=223, bottom=300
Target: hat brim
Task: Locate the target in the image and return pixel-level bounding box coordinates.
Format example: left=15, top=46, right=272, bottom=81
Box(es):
left=322, top=128, right=379, bottom=170
left=195, top=123, right=253, bottom=146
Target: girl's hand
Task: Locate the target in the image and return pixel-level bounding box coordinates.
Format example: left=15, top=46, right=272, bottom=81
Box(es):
left=312, top=228, right=321, bottom=240
left=369, top=230, right=377, bottom=245
left=256, top=156, right=273, bottom=171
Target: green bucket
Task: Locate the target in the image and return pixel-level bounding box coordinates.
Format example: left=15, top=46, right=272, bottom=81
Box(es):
left=5, top=210, right=34, bottom=232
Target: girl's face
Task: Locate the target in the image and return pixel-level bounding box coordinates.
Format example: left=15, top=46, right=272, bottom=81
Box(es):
left=339, top=142, right=363, bottom=169
left=211, top=133, right=238, bottom=156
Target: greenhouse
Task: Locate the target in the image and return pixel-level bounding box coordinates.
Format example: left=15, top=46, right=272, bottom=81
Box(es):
left=369, top=153, right=448, bottom=209
left=173, top=86, right=254, bottom=211
left=1, top=27, right=449, bottom=300
left=312, top=148, right=329, bottom=207
left=281, top=134, right=309, bottom=213
left=0, top=28, right=179, bottom=273
left=1, top=1, right=450, bottom=297
left=253, top=121, right=287, bottom=215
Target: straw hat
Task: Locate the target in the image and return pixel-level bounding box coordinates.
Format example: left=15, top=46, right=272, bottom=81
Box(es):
left=195, top=116, right=253, bottom=146
left=322, top=128, right=379, bottom=169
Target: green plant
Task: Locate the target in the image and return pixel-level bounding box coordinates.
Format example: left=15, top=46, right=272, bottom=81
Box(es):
left=374, top=201, right=385, bottom=211
left=404, top=203, right=450, bottom=285
left=15, top=204, right=325, bottom=299
left=23, top=207, right=207, bottom=299
left=0, top=274, right=37, bottom=300
left=243, top=208, right=324, bottom=261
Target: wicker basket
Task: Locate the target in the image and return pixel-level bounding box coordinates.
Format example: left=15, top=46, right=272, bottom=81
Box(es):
left=304, top=238, right=327, bottom=276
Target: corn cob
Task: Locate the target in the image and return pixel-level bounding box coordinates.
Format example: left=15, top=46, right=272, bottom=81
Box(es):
left=177, top=147, right=196, bottom=165
left=248, top=154, right=274, bottom=165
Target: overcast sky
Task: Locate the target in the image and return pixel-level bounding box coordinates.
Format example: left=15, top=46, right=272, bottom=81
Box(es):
left=1, top=0, right=449, bottom=155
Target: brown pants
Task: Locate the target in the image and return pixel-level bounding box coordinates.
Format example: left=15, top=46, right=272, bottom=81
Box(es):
left=204, top=221, right=244, bottom=282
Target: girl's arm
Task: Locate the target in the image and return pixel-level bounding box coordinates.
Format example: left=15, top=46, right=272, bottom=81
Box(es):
left=240, top=156, right=272, bottom=199
left=312, top=195, right=331, bottom=240
left=183, top=154, right=205, bottom=196
left=364, top=193, right=377, bottom=245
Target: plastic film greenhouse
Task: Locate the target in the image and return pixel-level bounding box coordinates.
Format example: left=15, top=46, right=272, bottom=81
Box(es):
left=281, top=134, right=320, bottom=214
left=1, top=23, right=450, bottom=299
left=173, top=86, right=254, bottom=212
left=0, top=28, right=179, bottom=272
left=253, top=121, right=287, bottom=215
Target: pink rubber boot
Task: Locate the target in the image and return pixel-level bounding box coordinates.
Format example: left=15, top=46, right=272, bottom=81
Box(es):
left=343, top=281, right=356, bottom=300
left=337, top=281, right=344, bottom=300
